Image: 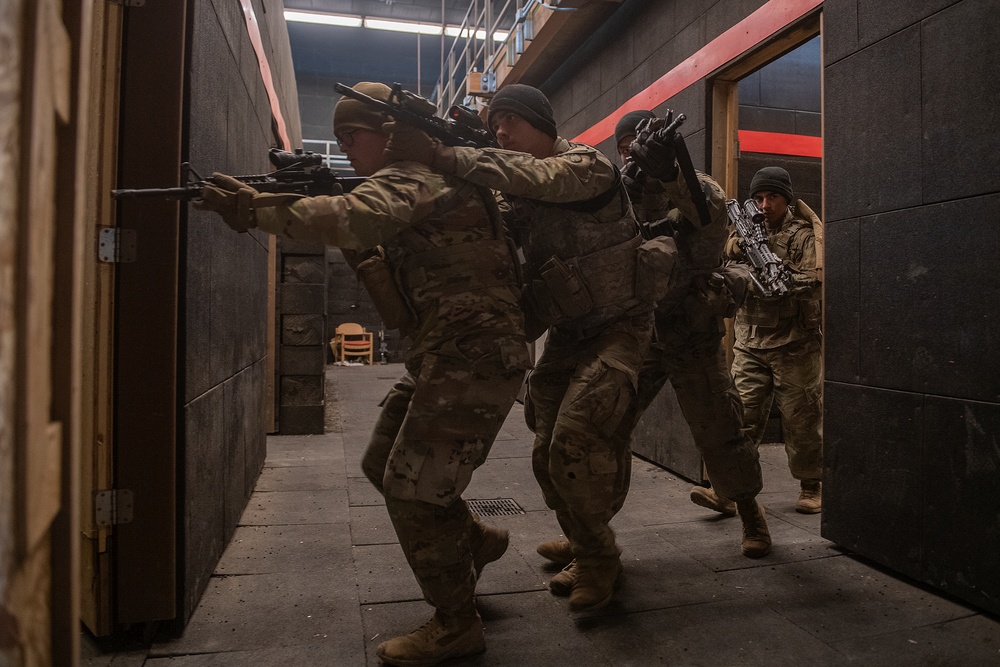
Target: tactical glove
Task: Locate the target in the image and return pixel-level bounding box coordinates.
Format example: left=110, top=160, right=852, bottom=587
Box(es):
left=629, top=112, right=679, bottom=182
left=195, top=173, right=259, bottom=232
left=621, top=159, right=646, bottom=204
left=382, top=121, right=457, bottom=173
left=194, top=173, right=305, bottom=233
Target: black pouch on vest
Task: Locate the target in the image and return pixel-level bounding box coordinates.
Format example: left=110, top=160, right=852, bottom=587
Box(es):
left=537, top=255, right=594, bottom=322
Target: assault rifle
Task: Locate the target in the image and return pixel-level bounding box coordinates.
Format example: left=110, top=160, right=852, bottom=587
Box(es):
left=725, top=198, right=792, bottom=297
left=111, top=148, right=364, bottom=201
left=334, top=82, right=497, bottom=149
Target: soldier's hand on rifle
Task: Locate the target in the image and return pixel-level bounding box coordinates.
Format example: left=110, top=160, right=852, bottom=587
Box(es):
left=194, top=173, right=304, bottom=233
left=195, top=173, right=259, bottom=232
left=383, top=121, right=457, bottom=172
left=629, top=111, right=679, bottom=182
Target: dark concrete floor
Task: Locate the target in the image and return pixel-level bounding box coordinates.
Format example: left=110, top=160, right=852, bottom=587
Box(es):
left=84, top=363, right=1000, bottom=666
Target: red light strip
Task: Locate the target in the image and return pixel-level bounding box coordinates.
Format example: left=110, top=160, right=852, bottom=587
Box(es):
left=739, top=130, right=822, bottom=157
left=240, top=0, right=291, bottom=149
left=572, top=0, right=822, bottom=145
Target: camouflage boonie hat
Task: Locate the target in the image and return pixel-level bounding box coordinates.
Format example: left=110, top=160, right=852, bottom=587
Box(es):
left=334, top=82, right=391, bottom=135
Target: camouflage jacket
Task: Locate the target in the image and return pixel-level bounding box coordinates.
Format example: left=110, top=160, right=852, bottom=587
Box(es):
left=626, top=169, right=731, bottom=321
left=255, top=162, right=527, bottom=366
left=450, top=137, right=651, bottom=334
left=727, top=208, right=822, bottom=349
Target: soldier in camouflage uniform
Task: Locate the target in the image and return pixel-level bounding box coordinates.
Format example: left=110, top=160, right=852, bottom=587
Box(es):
left=727, top=167, right=823, bottom=514
left=387, top=84, right=673, bottom=612
left=610, top=110, right=771, bottom=558
left=196, top=82, right=530, bottom=667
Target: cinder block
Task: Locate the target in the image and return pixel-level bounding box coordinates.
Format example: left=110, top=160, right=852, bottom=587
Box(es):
left=280, top=345, right=326, bottom=375
left=280, top=283, right=326, bottom=314
left=278, top=404, right=325, bottom=435
left=282, top=314, right=325, bottom=346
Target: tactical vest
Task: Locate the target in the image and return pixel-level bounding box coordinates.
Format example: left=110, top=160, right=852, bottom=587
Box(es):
left=356, top=178, right=520, bottom=335
left=739, top=214, right=821, bottom=333
left=507, top=154, right=663, bottom=334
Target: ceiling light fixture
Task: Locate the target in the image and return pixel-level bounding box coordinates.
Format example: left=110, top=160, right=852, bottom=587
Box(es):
left=284, top=10, right=363, bottom=28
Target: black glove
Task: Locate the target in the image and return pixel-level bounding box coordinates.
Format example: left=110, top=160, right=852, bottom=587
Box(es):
left=621, top=158, right=646, bottom=202
left=629, top=111, right=679, bottom=182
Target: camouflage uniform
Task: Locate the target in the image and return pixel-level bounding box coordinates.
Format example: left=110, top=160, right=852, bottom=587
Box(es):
left=448, top=138, right=655, bottom=565
left=256, top=162, right=530, bottom=620
left=728, top=207, right=823, bottom=483
left=625, top=169, right=763, bottom=502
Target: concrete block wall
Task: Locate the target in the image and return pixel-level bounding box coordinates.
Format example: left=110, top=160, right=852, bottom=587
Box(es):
left=181, top=0, right=301, bottom=626
left=821, top=0, right=1000, bottom=615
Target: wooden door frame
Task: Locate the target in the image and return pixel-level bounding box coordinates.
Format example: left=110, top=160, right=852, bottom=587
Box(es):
left=709, top=10, right=822, bottom=199
left=113, top=0, right=187, bottom=625
left=708, top=9, right=822, bottom=367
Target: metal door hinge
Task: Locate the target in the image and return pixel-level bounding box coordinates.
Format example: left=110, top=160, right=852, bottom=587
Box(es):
left=98, top=227, right=136, bottom=263
left=95, top=489, right=134, bottom=526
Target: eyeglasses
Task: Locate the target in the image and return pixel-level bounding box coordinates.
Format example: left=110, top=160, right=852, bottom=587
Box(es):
left=336, top=128, right=361, bottom=149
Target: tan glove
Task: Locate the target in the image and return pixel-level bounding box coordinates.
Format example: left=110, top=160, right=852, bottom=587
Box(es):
left=194, top=173, right=305, bottom=233
left=194, top=173, right=259, bottom=232
left=382, top=121, right=457, bottom=173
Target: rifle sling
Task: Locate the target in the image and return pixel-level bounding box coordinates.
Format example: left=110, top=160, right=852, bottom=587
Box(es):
left=672, top=133, right=712, bottom=227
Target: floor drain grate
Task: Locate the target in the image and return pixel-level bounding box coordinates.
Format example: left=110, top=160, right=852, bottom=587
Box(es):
left=467, top=498, right=524, bottom=517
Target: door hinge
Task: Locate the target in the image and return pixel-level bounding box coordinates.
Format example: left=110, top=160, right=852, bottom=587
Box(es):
left=98, top=227, right=136, bottom=263
left=95, top=489, right=134, bottom=526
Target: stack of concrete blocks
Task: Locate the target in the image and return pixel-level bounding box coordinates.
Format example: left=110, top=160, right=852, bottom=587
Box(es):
left=278, top=238, right=328, bottom=434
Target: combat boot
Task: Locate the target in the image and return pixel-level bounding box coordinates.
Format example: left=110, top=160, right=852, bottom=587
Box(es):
left=548, top=560, right=576, bottom=596
left=796, top=481, right=822, bottom=514
left=536, top=539, right=574, bottom=566
left=689, top=486, right=737, bottom=517
left=376, top=611, right=485, bottom=667
left=568, top=557, right=623, bottom=612
left=471, top=522, right=509, bottom=578
left=736, top=500, right=771, bottom=558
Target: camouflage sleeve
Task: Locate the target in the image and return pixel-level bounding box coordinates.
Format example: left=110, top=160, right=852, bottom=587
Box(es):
left=788, top=224, right=823, bottom=297
left=663, top=169, right=728, bottom=231
left=449, top=141, right=618, bottom=203
left=253, top=163, right=450, bottom=250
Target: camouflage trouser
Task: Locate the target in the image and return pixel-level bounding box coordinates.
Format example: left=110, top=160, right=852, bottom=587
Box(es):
left=527, top=313, right=653, bottom=561
left=732, top=336, right=823, bottom=482
left=361, top=340, right=526, bottom=618
left=630, top=327, right=763, bottom=502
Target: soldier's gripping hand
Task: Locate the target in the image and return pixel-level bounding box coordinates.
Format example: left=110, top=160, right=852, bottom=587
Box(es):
left=195, top=173, right=259, bottom=232
left=629, top=111, right=679, bottom=182
left=382, top=121, right=457, bottom=173
left=194, top=173, right=305, bottom=233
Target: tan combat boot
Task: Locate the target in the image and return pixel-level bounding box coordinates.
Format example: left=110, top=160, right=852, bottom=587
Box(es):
left=796, top=481, right=822, bottom=514
left=736, top=500, right=771, bottom=558
left=568, top=557, right=623, bottom=612
left=689, top=486, right=737, bottom=516
left=536, top=539, right=574, bottom=566
left=548, top=560, right=577, bottom=596
left=471, top=522, right=509, bottom=578
left=376, top=612, right=485, bottom=667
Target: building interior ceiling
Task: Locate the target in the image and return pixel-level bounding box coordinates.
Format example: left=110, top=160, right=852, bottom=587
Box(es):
left=282, top=0, right=478, bottom=26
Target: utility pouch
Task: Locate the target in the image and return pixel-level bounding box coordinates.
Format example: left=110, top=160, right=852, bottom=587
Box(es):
left=537, top=255, right=594, bottom=323
left=355, top=250, right=416, bottom=333
left=635, top=236, right=678, bottom=302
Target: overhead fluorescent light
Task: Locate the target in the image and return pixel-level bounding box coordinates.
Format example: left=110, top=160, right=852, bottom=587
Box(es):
left=364, top=18, right=443, bottom=35
left=284, top=10, right=508, bottom=42
left=444, top=27, right=509, bottom=41
left=284, top=10, right=363, bottom=28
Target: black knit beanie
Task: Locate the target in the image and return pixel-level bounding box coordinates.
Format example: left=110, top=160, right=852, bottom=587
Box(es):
left=487, top=84, right=557, bottom=139
left=614, top=110, right=655, bottom=145
left=750, top=166, right=794, bottom=203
